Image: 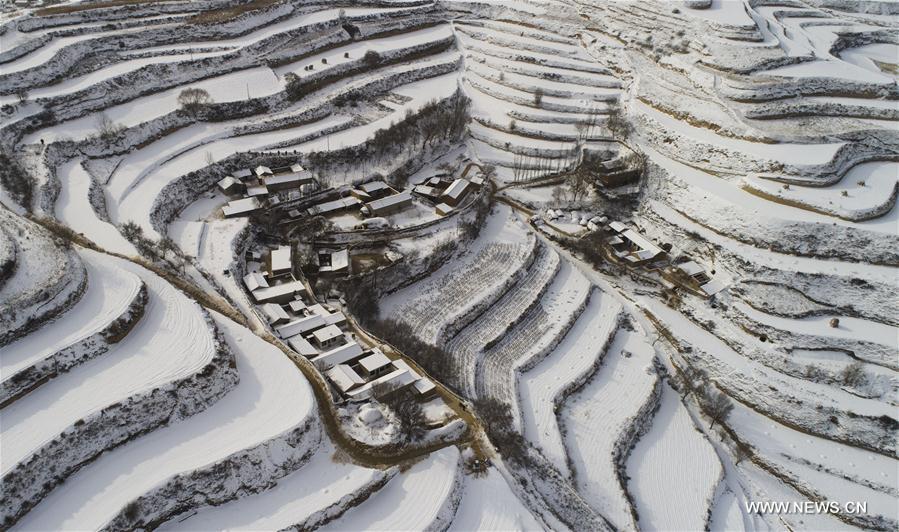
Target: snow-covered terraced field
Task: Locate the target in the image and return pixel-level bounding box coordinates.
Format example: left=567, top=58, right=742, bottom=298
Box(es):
left=476, top=261, right=593, bottom=418
left=561, top=328, right=659, bottom=530
left=384, top=211, right=537, bottom=345
left=1, top=0, right=896, bottom=528
left=0, top=248, right=144, bottom=403
left=319, top=447, right=461, bottom=532
left=449, top=467, right=542, bottom=531
left=15, top=314, right=319, bottom=531
left=518, top=291, right=621, bottom=472
left=158, top=441, right=385, bottom=531
left=0, top=251, right=233, bottom=526
left=445, top=243, right=560, bottom=396
left=627, top=384, right=722, bottom=532
left=454, top=16, right=622, bottom=183
left=0, top=208, right=86, bottom=345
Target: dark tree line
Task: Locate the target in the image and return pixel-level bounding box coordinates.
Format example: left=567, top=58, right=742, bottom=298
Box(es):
left=0, top=153, right=34, bottom=210
left=306, top=91, right=470, bottom=176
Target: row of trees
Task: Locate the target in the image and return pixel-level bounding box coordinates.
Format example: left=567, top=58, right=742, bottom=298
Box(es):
left=120, top=221, right=187, bottom=268
left=306, top=91, right=470, bottom=180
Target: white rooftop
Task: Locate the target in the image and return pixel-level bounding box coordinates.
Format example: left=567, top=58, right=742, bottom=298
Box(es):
left=441, top=178, right=470, bottom=201
left=252, top=280, right=306, bottom=303
left=270, top=245, right=291, bottom=273
left=275, top=313, right=326, bottom=338
left=311, top=341, right=364, bottom=370
left=359, top=351, right=391, bottom=373
left=287, top=334, right=318, bottom=357
left=312, top=324, right=343, bottom=344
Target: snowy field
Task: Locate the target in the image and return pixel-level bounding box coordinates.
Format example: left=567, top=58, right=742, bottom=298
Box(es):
left=1, top=0, right=896, bottom=529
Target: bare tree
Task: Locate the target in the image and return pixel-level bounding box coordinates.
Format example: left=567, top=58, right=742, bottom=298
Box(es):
left=567, top=165, right=591, bottom=202
left=701, top=388, right=733, bottom=429
left=178, top=87, right=212, bottom=115
left=840, top=361, right=867, bottom=388
left=120, top=220, right=143, bottom=242
left=157, top=236, right=179, bottom=260
left=481, top=164, right=497, bottom=181
left=384, top=389, right=427, bottom=443
left=95, top=113, right=124, bottom=140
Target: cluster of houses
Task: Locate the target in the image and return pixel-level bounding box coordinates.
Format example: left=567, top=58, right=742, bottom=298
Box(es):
left=296, top=172, right=483, bottom=226
left=242, top=244, right=436, bottom=402
left=604, top=221, right=667, bottom=267
left=599, top=221, right=725, bottom=297
left=413, top=172, right=484, bottom=216
left=303, top=180, right=413, bottom=219
left=221, top=164, right=318, bottom=218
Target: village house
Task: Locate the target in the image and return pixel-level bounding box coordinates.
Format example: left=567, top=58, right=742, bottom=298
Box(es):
left=260, top=302, right=290, bottom=325
left=312, top=341, right=364, bottom=371
left=217, top=175, right=244, bottom=195
left=318, top=249, right=349, bottom=275
left=440, top=178, right=471, bottom=207
left=306, top=196, right=362, bottom=216
left=326, top=364, right=366, bottom=394
left=251, top=279, right=307, bottom=304
left=311, top=324, right=344, bottom=350
left=357, top=351, right=392, bottom=380
left=223, top=197, right=262, bottom=218
left=275, top=314, right=326, bottom=338
left=360, top=191, right=413, bottom=217
left=269, top=245, right=292, bottom=278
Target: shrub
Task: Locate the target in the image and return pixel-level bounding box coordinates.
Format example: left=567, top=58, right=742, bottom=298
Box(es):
left=178, top=88, right=213, bottom=115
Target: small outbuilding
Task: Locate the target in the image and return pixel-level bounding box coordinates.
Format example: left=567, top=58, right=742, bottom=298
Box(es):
left=223, top=197, right=262, bottom=218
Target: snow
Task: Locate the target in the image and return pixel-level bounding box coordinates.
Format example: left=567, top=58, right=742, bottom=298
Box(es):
left=26, top=66, right=282, bottom=143
left=319, top=446, right=460, bottom=532
left=449, top=467, right=542, bottom=532
left=841, top=43, right=899, bottom=78
left=709, top=488, right=746, bottom=532
left=0, top=248, right=141, bottom=380
left=561, top=328, right=658, bottom=530
left=55, top=159, right=137, bottom=255
left=637, top=101, right=845, bottom=165
left=734, top=301, right=898, bottom=349
left=683, top=0, right=755, bottom=27
left=518, top=290, right=621, bottom=471
left=15, top=313, right=317, bottom=531
left=159, top=441, right=379, bottom=531
left=745, top=160, right=899, bottom=225
left=645, top=298, right=896, bottom=420
left=728, top=401, right=897, bottom=522
left=0, top=253, right=217, bottom=477
left=277, top=69, right=461, bottom=154
left=627, top=384, right=722, bottom=532
left=759, top=58, right=894, bottom=85
left=275, top=24, right=454, bottom=77
left=1, top=17, right=181, bottom=74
